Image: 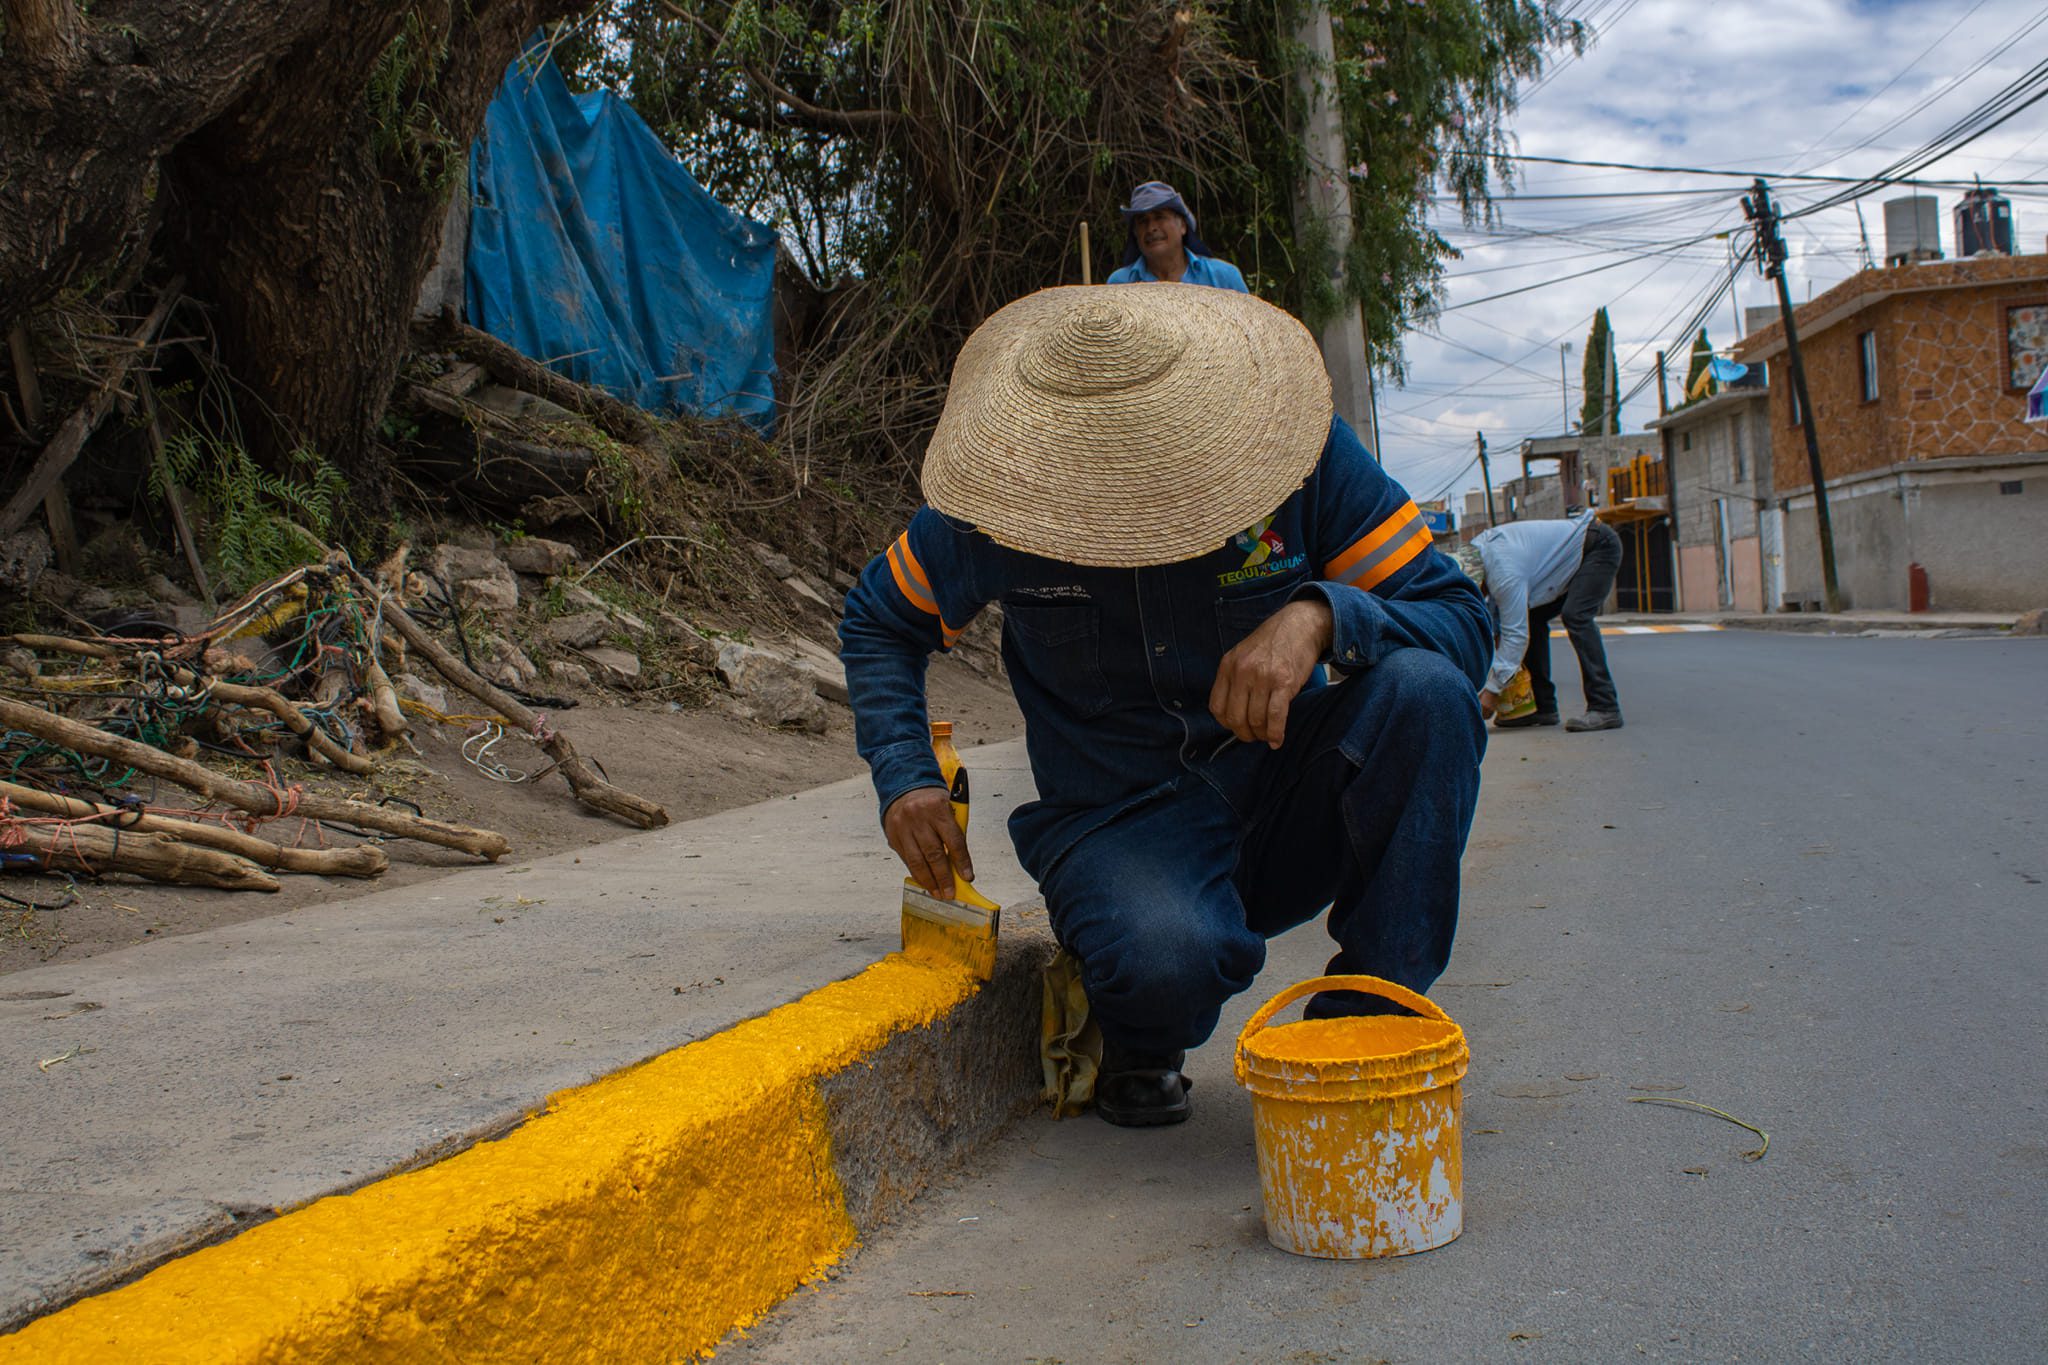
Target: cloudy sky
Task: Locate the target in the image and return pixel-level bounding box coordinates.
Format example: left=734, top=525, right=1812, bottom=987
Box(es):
left=1380, top=0, right=2048, bottom=512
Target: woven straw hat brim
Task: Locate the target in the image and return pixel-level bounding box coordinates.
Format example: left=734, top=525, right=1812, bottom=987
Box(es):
left=922, top=285, right=1334, bottom=567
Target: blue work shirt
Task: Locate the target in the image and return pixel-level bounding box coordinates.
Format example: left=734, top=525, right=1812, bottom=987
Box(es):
left=839, top=416, right=1490, bottom=883
left=1105, top=252, right=1250, bottom=292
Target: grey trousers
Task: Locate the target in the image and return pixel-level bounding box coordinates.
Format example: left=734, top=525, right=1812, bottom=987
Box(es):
left=1525, top=519, right=1622, bottom=713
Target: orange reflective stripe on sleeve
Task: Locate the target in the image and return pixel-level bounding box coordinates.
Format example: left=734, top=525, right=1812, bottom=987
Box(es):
left=886, top=533, right=939, bottom=615
left=1324, top=501, right=1431, bottom=591
left=887, top=531, right=963, bottom=646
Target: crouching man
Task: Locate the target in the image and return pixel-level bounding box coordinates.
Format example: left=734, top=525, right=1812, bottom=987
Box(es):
left=840, top=285, right=1490, bottom=1126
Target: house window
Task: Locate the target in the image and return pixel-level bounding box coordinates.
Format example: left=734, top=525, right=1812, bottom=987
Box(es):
left=1682, top=432, right=1692, bottom=450
left=1733, top=423, right=1746, bottom=481
left=1859, top=331, right=1879, bottom=402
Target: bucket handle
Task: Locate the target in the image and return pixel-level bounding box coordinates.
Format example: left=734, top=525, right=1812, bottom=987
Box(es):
left=1237, top=974, right=1451, bottom=1045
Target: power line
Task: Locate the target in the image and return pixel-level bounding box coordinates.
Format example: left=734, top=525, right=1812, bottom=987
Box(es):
left=1435, top=229, right=1727, bottom=311
left=1786, top=0, right=2001, bottom=166
left=1796, top=3, right=2048, bottom=174
left=1788, top=57, right=2048, bottom=218
left=1492, top=152, right=2048, bottom=189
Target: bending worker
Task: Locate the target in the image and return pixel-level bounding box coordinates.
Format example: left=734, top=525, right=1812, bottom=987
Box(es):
left=1458, top=510, right=1625, bottom=732
left=1106, top=180, right=1248, bottom=291
left=839, top=286, right=1489, bottom=1127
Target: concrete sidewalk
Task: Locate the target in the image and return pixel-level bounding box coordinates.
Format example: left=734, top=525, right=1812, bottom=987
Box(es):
left=0, top=738, right=1045, bottom=1348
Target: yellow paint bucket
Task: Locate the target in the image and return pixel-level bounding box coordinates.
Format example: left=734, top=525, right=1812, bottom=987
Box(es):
left=1233, top=975, right=1470, bottom=1259
left=1497, top=665, right=1537, bottom=720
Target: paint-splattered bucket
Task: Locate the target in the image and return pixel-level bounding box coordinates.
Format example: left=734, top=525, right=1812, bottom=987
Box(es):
left=1233, top=975, right=1469, bottom=1259
left=1497, top=665, right=1537, bottom=720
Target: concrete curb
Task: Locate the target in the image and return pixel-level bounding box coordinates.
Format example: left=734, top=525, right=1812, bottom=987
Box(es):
left=1717, top=616, right=2015, bottom=635
left=0, top=928, right=1053, bottom=1363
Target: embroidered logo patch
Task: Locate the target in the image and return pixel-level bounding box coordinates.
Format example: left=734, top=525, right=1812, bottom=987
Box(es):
left=1234, top=515, right=1284, bottom=568
left=1218, top=516, right=1305, bottom=587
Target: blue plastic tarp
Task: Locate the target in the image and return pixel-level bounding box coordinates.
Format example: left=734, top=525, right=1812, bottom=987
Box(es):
left=466, top=47, right=777, bottom=428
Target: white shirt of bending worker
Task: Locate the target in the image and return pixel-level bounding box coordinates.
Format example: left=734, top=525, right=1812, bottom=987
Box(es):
left=1466, top=509, right=1597, bottom=697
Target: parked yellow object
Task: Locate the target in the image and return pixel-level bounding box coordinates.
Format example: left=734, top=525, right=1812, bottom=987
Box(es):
left=1234, top=975, right=1469, bottom=1259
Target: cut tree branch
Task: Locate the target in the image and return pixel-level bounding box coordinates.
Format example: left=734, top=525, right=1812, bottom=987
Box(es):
left=0, top=781, right=388, bottom=878
left=4, top=821, right=279, bottom=892
left=356, top=571, right=670, bottom=829
left=0, top=696, right=510, bottom=859
left=417, top=312, right=655, bottom=445
left=0, top=278, right=183, bottom=538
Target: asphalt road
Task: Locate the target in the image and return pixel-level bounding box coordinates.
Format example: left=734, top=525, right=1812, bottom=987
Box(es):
left=720, top=631, right=2048, bottom=1364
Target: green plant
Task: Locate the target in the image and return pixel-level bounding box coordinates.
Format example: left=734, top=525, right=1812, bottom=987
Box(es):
left=378, top=409, right=421, bottom=444
left=365, top=8, right=460, bottom=194
left=1579, top=307, right=1619, bottom=435
left=150, top=434, right=349, bottom=592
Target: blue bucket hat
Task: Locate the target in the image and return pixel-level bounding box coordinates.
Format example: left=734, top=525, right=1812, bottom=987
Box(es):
left=1119, top=180, right=1213, bottom=266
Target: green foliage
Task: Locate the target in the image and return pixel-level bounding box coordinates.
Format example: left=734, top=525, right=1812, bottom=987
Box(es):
left=150, top=434, right=348, bottom=593
left=366, top=8, right=461, bottom=194
left=1579, top=306, right=1619, bottom=435
left=557, top=0, right=1583, bottom=377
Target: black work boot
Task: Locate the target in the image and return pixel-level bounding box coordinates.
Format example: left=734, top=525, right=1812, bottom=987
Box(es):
left=1095, top=1043, right=1193, bottom=1127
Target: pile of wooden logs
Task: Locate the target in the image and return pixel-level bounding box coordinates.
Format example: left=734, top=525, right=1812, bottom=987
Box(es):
left=0, top=558, right=668, bottom=894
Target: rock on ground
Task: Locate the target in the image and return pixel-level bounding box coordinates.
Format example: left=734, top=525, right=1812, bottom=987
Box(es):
left=427, top=545, right=519, bottom=615
left=544, top=611, right=612, bottom=650
left=498, top=537, right=577, bottom=576
left=718, top=643, right=830, bottom=733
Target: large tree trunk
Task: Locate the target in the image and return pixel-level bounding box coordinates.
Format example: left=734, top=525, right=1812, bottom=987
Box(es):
left=0, top=1, right=343, bottom=323
left=1, top=0, right=581, bottom=487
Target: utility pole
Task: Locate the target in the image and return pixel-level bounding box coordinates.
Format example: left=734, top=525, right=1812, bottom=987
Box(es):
left=1743, top=178, right=1841, bottom=612
left=1655, top=349, right=1669, bottom=417
left=1558, top=341, right=1572, bottom=433
left=1367, top=365, right=1384, bottom=465
left=1291, top=3, right=1375, bottom=439
left=1476, top=432, right=1497, bottom=527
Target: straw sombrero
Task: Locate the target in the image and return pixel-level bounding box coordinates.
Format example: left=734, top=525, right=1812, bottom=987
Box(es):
left=921, top=284, right=1333, bottom=567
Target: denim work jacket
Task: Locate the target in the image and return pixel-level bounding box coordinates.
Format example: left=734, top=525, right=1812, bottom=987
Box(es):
left=838, top=416, right=1490, bottom=883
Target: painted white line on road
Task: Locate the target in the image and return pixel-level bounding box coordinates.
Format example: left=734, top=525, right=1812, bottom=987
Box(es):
left=1548, top=623, right=1727, bottom=638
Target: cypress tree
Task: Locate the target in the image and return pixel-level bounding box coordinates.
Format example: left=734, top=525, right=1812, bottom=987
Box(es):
left=1684, top=327, right=1714, bottom=404
left=1579, top=308, right=1620, bottom=434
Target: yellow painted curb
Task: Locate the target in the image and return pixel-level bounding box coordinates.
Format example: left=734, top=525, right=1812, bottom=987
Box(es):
left=0, top=954, right=979, bottom=1364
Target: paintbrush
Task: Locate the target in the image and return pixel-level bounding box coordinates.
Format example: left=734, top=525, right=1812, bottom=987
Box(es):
left=899, top=722, right=1000, bottom=979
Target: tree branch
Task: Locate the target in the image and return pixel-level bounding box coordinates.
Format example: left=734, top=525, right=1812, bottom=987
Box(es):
left=0, top=277, right=183, bottom=538
left=417, top=310, right=656, bottom=445
left=663, top=1, right=896, bottom=133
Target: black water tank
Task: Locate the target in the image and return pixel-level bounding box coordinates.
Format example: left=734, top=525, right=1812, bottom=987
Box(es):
left=1956, top=186, right=2015, bottom=257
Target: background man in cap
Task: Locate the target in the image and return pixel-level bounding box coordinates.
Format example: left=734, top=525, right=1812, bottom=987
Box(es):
left=840, top=287, right=1488, bottom=1126
left=1458, top=511, right=1625, bottom=732
left=1105, top=180, right=1248, bottom=292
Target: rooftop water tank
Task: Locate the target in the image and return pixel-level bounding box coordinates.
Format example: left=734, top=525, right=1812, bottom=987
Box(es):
left=1955, top=185, right=2015, bottom=257
left=1884, top=195, right=1942, bottom=266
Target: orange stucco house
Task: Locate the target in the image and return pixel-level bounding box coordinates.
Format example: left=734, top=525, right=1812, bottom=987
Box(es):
left=1732, top=252, right=2048, bottom=611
